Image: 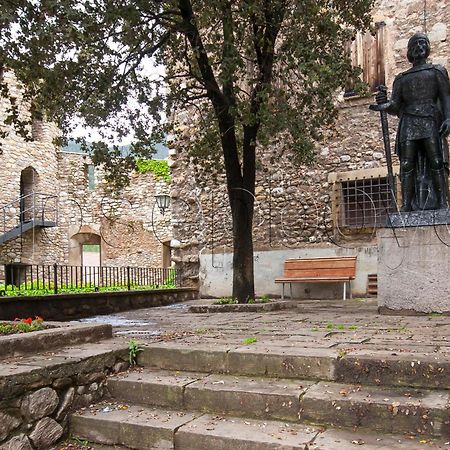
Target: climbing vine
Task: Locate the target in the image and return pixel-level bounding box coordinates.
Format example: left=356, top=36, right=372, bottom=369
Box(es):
left=135, top=160, right=171, bottom=183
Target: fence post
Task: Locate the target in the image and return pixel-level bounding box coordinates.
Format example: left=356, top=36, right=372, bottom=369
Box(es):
left=53, top=263, right=58, bottom=294
left=127, top=266, right=131, bottom=291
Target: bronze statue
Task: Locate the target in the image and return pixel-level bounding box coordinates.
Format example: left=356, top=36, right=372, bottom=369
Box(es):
left=371, top=33, right=450, bottom=212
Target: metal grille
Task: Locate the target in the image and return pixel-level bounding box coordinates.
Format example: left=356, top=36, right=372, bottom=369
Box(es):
left=339, top=176, right=394, bottom=229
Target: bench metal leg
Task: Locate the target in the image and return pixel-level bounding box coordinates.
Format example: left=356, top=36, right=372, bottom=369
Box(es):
left=349, top=280, right=352, bottom=299
left=290, top=283, right=293, bottom=300
left=343, top=282, right=347, bottom=300
left=281, top=283, right=285, bottom=301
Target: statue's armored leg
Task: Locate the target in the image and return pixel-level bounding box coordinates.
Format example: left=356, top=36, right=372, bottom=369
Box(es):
left=424, top=138, right=449, bottom=209
left=431, top=168, right=449, bottom=209
left=401, top=169, right=415, bottom=212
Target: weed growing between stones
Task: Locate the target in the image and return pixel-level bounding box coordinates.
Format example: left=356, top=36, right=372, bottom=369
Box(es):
left=242, top=337, right=257, bottom=345
left=128, top=339, right=143, bottom=366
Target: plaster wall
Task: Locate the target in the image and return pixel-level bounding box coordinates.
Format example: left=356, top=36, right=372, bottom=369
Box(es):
left=200, top=245, right=377, bottom=298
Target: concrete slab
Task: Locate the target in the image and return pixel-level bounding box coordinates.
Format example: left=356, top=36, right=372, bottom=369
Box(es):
left=107, top=369, right=206, bottom=408
left=311, top=429, right=450, bottom=449
left=138, top=342, right=231, bottom=373
left=174, top=414, right=319, bottom=450
left=227, top=346, right=338, bottom=380
left=70, top=404, right=198, bottom=450
left=185, top=373, right=314, bottom=421
left=300, top=381, right=449, bottom=436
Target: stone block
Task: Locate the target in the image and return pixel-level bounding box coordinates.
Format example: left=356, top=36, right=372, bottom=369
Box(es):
left=377, top=226, right=450, bottom=313
left=0, top=410, right=21, bottom=441
left=21, top=387, right=59, bottom=420
left=0, top=434, right=33, bottom=450
left=29, top=417, right=63, bottom=449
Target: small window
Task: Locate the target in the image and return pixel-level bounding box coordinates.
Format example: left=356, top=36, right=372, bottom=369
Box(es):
left=86, top=164, right=95, bottom=191
left=345, top=22, right=386, bottom=97
left=338, top=176, right=395, bottom=229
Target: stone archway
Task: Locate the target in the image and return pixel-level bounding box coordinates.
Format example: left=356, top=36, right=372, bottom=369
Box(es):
left=69, top=228, right=102, bottom=267
left=20, top=166, right=39, bottom=222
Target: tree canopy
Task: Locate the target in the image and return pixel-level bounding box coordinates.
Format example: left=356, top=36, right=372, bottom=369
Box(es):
left=0, top=0, right=374, bottom=301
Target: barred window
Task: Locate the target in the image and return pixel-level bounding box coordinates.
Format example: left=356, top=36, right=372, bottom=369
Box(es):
left=339, top=176, right=395, bottom=229
left=345, top=22, right=386, bottom=96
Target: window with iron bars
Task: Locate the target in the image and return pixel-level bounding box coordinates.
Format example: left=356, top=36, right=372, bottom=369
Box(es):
left=338, top=176, right=395, bottom=229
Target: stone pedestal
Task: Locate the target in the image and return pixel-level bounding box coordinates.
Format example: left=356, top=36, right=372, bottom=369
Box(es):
left=377, top=224, right=450, bottom=314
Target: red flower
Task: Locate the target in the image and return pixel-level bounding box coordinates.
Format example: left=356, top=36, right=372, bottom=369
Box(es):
left=21, top=318, right=33, bottom=324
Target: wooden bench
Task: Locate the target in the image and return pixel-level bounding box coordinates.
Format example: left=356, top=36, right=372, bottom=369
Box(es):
left=275, top=256, right=357, bottom=300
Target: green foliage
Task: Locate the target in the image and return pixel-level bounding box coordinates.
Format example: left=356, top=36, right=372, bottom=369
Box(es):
left=213, top=297, right=238, bottom=305
left=0, top=317, right=44, bottom=335
left=0, top=279, right=177, bottom=298
left=242, top=337, right=257, bottom=345
left=135, top=159, right=171, bottom=182
left=128, top=339, right=143, bottom=366
left=0, top=0, right=374, bottom=300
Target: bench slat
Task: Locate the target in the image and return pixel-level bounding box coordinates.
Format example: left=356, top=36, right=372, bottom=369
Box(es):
left=285, top=259, right=356, bottom=270
left=285, top=268, right=355, bottom=278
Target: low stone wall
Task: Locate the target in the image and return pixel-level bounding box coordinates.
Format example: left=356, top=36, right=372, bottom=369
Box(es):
left=0, top=323, right=112, bottom=358
left=0, top=288, right=199, bottom=321
left=0, top=344, right=129, bottom=449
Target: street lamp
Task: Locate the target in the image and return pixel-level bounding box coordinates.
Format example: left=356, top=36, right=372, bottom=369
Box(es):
left=154, top=194, right=171, bottom=215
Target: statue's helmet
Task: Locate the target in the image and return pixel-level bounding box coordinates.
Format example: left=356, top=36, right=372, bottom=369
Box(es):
left=407, top=32, right=430, bottom=62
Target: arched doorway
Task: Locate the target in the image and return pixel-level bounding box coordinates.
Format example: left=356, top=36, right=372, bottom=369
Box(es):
left=20, top=167, right=38, bottom=223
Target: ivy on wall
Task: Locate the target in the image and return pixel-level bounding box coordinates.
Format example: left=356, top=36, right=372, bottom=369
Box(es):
left=135, top=159, right=171, bottom=183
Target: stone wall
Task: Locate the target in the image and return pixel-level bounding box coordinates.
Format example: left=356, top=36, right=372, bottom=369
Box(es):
left=170, top=0, right=450, bottom=295
left=0, top=71, right=174, bottom=281
left=57, top=152, right=173, bottom=268
left=0, top=347, right=129, bottom=449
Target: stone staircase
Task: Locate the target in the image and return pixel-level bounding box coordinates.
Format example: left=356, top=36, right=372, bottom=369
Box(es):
left=69, top=342, right=450, bottom=450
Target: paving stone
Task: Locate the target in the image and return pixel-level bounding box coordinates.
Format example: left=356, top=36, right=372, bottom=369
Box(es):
left=107, top=369, right=205, bottom=408
left=174, top=414, right=319, bottom=450
left=70, top=404, right=198, bottom=450
left=300, top=381, right=449, bottom=436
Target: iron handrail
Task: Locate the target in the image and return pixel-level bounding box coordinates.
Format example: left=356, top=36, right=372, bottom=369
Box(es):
left=1, top=192, right=58, bottom=235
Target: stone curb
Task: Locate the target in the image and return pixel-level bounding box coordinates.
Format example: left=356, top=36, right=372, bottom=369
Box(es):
left=188, top=300, right=298, bottom=313
left=0, top=323, right=112, bottom=358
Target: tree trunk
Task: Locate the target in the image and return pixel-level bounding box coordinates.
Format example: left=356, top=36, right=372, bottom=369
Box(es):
left=231, top=188, right=255, bottom=303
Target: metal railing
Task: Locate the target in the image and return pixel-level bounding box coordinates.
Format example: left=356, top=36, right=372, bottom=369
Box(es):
left=1, top=192, right=58, bottom=235
left=0, top=264, right=180, bottom=296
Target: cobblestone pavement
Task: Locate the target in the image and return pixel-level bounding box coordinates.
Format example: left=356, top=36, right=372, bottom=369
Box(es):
left=88, top=298, right=450, bottom=358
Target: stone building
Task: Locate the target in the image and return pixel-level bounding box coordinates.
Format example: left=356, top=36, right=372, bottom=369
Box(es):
left=0, top=71, right=173, bottom=286
left=170, top=0, right=450, bottom=298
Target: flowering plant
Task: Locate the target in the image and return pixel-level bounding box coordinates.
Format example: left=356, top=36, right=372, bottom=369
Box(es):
left=0, top=316, right=45, bottom=335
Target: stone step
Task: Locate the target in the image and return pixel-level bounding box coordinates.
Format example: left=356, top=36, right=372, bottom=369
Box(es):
left=137, top=342, right=450, bottom=389
left=107, top=369, right=314, bottom=422
left=107, top=369, right=450, bottom=437
left=69, top=405, right=449, bottom=450
left=69, top=404, right=198, bottom=450
left=300, top=381, right=450, bottom=437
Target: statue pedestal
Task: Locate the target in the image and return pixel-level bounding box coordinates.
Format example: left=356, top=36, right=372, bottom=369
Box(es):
left=377, top=221, right=450, bottom=315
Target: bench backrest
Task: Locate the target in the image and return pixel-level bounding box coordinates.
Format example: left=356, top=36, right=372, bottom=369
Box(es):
left=284, top=256, right=357, bottom=279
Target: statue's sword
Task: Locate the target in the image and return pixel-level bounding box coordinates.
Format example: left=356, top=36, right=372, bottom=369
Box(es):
left=370, top=86, right=397, bottom=208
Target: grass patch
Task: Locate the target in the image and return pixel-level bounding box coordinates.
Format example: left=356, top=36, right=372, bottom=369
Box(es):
left=242, top=337, right=257, bottom=345
left=213, top=297, right=238, bottom=305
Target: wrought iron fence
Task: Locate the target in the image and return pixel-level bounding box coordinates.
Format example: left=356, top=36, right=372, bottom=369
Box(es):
left=0, top=264, right=180, bottom=296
